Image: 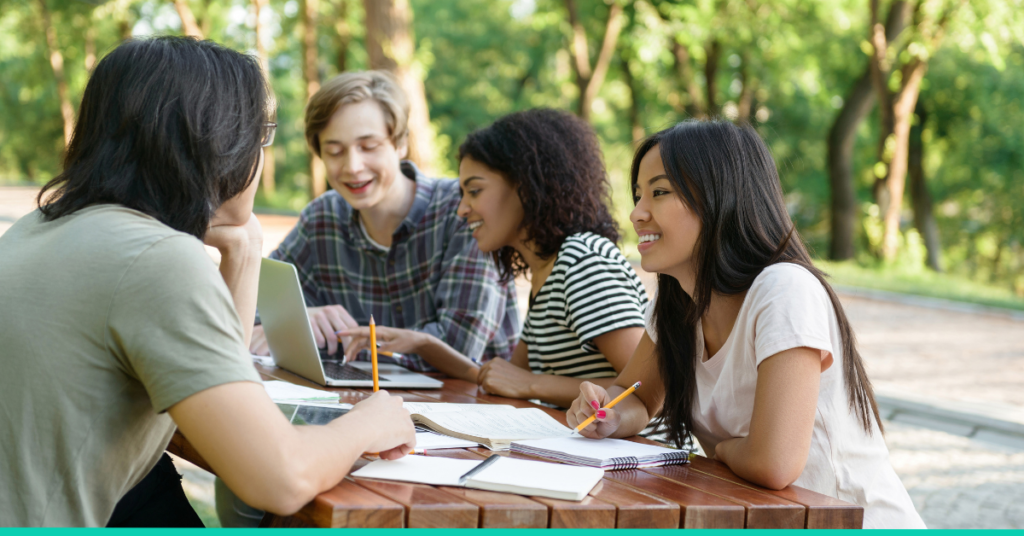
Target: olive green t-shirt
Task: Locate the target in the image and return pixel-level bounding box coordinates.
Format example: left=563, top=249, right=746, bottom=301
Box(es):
left=0, top=205, right=261, bottom=526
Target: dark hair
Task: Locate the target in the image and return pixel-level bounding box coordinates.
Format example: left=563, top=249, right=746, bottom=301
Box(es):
left=631, top=120, right=881, bottom=449
left=37, top=37, right=271, bottom=239
left=458, top=108, right=619, bottom=280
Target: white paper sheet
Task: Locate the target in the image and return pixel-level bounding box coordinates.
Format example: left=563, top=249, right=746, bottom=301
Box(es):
left=263, top=380, right=339, bottom=402
left=414, top=431, right=481, bottom=451
left=351, top=455, right=480, bottom=486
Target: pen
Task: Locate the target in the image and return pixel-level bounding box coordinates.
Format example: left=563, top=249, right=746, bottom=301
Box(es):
left=457, top=454, right=502, bottom=485
left=573, top=381, right=642, bottom=435
left=369, top=315, right=379, bottom=392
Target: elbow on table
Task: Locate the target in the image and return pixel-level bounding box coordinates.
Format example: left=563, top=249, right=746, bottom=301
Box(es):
left=251, top=470, right=320, bottom=516
left=749, top=458, right=805, bottom=491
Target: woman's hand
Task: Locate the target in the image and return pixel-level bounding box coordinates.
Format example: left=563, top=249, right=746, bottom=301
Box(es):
left=566, top=381, right=623, bottom=439
left=476, top=358, right=535, bottom=399
left=306, top=305, right=358, bottom=356
left=337, top=325, right=428, bottom=364
left=343, top=390, right=416, bottom=460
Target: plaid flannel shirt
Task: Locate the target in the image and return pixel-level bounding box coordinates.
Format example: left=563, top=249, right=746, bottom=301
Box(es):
left=268, top=162, right=520, bottom=371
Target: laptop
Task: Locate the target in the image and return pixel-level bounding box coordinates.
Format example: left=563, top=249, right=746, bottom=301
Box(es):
left=257, top=257, right=444, bottom=389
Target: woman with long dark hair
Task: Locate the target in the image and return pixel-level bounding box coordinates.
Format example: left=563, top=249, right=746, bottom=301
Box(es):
left=565, top=120, right=923, bottom=528
left=0, top=37, right=414, bottom=526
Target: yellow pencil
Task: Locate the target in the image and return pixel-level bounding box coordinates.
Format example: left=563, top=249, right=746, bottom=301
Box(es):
left=369, top=315, right=379, bottom=392
left=573, top=381, right=642, bottom=434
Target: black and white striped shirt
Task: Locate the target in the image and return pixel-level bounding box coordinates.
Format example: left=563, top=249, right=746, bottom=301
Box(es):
left=522, top=233, right=649, bottom=379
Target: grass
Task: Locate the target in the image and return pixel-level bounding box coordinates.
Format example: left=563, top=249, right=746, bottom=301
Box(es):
left=815, top=259, right=1024, bottom=312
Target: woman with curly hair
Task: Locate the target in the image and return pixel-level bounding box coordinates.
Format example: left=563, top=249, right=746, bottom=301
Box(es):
left=341, top=108, right=646, bottom=407
left=457, top=108, right=649, bottom=408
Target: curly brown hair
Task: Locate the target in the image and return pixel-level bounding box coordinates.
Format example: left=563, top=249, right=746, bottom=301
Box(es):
left=458, top=108, right=620, bottom=281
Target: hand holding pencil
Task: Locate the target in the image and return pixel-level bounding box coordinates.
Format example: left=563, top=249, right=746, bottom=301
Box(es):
left=567, top=381, right=642, bottom=439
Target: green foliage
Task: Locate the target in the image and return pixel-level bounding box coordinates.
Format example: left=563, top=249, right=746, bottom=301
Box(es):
left=1, top=0, right=1022, bottom=293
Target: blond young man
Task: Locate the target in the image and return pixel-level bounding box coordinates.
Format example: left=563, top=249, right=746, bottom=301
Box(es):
left=250, top=71, right=518, bottom=375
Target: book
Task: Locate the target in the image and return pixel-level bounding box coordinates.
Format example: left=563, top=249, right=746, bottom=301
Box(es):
left=413, top=431, right=481, bottom=452
left=511, top=436, right=692, bottom=470
left=351, top=454, right=605, bottom=501
left=402, top=402, right=572, bottom=450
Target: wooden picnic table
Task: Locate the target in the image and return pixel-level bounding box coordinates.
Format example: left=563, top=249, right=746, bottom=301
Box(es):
left=166, top=364, right=863, bottom=529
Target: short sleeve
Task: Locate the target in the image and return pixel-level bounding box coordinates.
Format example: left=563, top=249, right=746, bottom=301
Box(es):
left=750, top=264, right=835, bottom=368
left=643, top=293, right=657, bottom=343
left=563, top=251, right=647, bottom=353
left=107, top=236, right=262, bottom=413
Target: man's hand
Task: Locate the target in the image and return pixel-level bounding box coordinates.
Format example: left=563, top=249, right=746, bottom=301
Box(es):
left=476, top=358, right=535, bottom=399
left=343, top=390, right=416, bottom=459
left=307, top=305, right=358, bottom=356
left=337, top=325, right=428, bottom=364
left=204, top=212, right=263, bottom=256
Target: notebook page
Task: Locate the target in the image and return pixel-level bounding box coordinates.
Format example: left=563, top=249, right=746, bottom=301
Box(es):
left=469, top=457, right=605, bottom=499
left=514, top=436, right=679, bottom=459
left=403, top=402, right=517, bottom=414
left=350, top=455, right=480, bottom=487
left=414, top=431, right=481, bottom=451
left=421, top=408, right=572, bottom=440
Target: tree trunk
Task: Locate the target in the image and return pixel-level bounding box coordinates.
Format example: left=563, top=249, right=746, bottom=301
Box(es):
left=363, top=0, right=437, bottom=175
left=908, top=101, right=941, bottom=271
left=703, top=39, right=721, bottom=117
left=303, top=0, right=327, bottom=198
left=253, top=0, right=275, bottom=196
left=172, top=0, right=204, bottom=38
left=334, top=0, right=351, bottom=73
left=563, top=0, right=624, bottom=122
left=619, top=52, right=644, bottom=144
left=38, top=0, right=75, bottom=149
left=85, top=24, right=96, bottom=74
left=670, top=39, right=705, bottom=118
left=826, top=0, right=911, bottom=261
left=736, top=52, right=756, bottom=124
left=879, top=59, right=928, bottom=260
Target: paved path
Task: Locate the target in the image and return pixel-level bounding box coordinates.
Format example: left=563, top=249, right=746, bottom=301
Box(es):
left=5, top=185, right=1024, bottom=528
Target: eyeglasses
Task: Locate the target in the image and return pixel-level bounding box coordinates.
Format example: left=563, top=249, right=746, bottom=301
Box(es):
left=261, top=122, right=277, bottom=147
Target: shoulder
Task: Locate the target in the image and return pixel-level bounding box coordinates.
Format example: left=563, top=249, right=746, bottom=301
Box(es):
left=747, top=263, right=833, bottom=313
left=557, top=232, right=625, bottom=265
left=301, top=190, right=351, bottom=223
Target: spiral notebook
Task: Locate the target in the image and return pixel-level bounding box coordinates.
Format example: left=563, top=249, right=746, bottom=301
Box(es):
left=511, top=436, right=692, bottom=470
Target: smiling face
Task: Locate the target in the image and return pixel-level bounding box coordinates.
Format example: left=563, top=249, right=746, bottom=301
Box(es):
left=631, top=144, right=702, bottom=282
left=456, top=156, right=525, bottom=252
left=318, top=99, right=408, bottom=210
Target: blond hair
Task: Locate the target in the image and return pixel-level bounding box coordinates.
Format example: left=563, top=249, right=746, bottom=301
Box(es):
left=304, top=70, right=409, bottom=156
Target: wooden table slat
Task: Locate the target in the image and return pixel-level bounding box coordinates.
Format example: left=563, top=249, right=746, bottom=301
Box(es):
left=688, top=456, right=864, bottom=529
left=350, top=477, right=479, bottom=528
left=642, top=464, right=806, bottom=528
left=605, top=468, right=746, bottom=528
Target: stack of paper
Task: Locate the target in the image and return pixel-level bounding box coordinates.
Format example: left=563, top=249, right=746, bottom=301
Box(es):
left=351, top=454, right=605, bottom=501
left=511, top=436, right=691, bottom=470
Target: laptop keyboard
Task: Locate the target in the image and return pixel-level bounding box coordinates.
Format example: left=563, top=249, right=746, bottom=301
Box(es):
left=322, top=360, right=377, bottom=382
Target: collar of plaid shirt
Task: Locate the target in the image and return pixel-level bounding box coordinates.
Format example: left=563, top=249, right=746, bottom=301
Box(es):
left=338, top=160, right=435, bottom=253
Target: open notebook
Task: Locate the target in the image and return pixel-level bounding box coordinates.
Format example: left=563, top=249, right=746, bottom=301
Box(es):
left=511, top=436, right=692, bottom=470
left=351, top=454, right=605, bottom=501
left=403, top=402, right=572, bottom=450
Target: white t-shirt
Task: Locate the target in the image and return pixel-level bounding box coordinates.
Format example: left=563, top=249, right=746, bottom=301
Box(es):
left=645, top=263, right=924, bottom=529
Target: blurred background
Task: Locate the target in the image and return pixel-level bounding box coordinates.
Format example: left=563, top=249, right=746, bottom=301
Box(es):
left=1, top=0, right=1023, bottom=528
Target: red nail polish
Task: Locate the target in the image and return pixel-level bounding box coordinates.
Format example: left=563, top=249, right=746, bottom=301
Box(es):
left=590, top=400, right=599, bottom=409
left=596, top=410, right=606, bottom=419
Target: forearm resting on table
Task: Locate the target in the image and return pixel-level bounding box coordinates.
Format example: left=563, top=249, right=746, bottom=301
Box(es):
left=169, top=381, right=372, bottom=515
left=530, top=375, right=619, bottom=410
left=416, top=334, right=482, bottom=383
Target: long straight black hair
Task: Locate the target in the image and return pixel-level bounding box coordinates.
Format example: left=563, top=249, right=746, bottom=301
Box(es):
left=38, top=37, right=271, bottom=239
left=631, top=120, right=881, bottom=449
